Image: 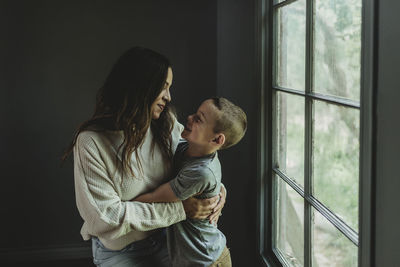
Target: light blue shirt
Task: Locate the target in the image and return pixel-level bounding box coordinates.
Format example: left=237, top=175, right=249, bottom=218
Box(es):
left=167, top=141, right=226, bottom=267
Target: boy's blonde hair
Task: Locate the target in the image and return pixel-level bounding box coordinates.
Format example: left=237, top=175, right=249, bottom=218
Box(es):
left=211, top=97, right=247, bottom=149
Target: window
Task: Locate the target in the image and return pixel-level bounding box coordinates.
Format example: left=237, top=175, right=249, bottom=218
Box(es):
left=257, top=0, right=372, bottom=266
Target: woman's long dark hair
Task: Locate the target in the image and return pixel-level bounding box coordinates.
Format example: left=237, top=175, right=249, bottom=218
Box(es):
left=62, top=47, right=175, bottom=178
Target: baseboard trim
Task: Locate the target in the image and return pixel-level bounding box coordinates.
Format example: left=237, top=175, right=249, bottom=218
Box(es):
left=1, top=244, right=92, bottom=263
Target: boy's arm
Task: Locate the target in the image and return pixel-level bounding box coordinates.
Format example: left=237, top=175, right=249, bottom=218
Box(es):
left=134, top=182, right=180, bottom=203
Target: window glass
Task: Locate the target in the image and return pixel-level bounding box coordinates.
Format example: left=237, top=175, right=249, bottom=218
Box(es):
left=275, top=176, right=304, bottom=266
left=275, top=0, right=306, bottom=91
left=313, top=101, right=360, bottom=230
left=275, top=92, right=305, bottom=187
left=312, top=208, right=358, bottom=266
left=314, top=0, right=362, bottom=101
left=269, top=0, right=361, bottom=266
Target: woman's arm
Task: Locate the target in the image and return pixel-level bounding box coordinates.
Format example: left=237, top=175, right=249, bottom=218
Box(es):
left=74, top=133, right=186, bottom=240
left=133, top=178, right=226, bottom=223
left=134, top=182, right=179, bottom=203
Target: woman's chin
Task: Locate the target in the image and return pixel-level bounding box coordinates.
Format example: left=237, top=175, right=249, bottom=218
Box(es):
left=152, top=112, right=161, bottom=120
left=181, top=130, right=188, bottom=139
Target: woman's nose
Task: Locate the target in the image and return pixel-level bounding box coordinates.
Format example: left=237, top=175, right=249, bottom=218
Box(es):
left=162, top=88, right=171, bottom=102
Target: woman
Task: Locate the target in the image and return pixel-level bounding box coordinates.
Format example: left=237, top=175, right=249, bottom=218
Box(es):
left=62, top=47, right=225, bottom=266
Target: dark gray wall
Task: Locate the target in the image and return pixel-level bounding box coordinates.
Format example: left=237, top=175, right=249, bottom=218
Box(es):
left=217, top=0, right=261, bottom=266
left=0, top=0, right=216, bottom=253
left=375, top=0, right=400, bottom=266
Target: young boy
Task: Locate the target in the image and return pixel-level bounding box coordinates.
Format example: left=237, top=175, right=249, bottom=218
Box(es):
left=134, top=97, right=247, bottom=267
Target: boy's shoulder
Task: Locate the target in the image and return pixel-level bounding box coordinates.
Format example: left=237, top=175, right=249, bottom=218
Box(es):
left=180, top=159, right=215, bottom=178
left=181, top=153, right=220, bottom=180
left=170, top=152, right=220, bottom=200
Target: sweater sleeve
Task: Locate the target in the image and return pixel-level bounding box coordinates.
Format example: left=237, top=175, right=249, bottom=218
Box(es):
left=73, top=132, right=186, bottom=240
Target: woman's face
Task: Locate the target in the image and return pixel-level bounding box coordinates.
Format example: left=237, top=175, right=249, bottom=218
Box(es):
left=151, top=67, right=173, bottom=120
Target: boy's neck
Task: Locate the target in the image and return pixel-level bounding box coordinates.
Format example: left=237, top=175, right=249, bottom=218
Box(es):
left=185, top=143, right=218, bottom=158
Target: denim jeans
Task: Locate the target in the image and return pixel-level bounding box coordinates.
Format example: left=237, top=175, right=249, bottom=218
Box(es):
left=91, top=229, right=171, bottom=267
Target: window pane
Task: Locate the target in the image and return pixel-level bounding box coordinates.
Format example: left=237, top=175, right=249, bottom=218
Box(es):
left=312, top=209, right=358, bottom=266
left=275, top=0, right=306, bottom=90
left=313, top=101, right=359, bottom=231
left=275, top=92, right=304, bottom=186
left=314, top=0, right=362, bottom=101
left=274, top=176, right=304, bottom=266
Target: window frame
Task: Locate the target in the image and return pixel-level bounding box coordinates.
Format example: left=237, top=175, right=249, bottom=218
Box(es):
left=255, top=0, right=377, bottom=266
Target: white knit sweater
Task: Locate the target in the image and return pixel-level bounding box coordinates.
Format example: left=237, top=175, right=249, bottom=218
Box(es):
left=73, top=118, right=186, bottom=250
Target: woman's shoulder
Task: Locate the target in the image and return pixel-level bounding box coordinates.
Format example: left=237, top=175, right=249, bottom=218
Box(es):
left=74, top=131, right=101, bottom=151
left=171, top=114, right=184, bottom=134
left=77, top=129, right=103, bottom=142
left=76, top=129, right=122, bottom=150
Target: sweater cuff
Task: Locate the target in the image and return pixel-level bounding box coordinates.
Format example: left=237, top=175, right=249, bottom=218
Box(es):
left=176, top=201, right=187, bottom=220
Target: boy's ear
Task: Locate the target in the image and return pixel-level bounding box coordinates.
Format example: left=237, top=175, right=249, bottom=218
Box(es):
left=212, top=133, right=225, bottom=147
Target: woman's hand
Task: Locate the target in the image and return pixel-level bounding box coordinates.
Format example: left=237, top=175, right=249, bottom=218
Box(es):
left=182, top=185, right=226, bottom=224
left=209, top=185, right=226, bottom=224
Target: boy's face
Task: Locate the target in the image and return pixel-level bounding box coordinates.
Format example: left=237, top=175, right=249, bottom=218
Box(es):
left=181, top=99, right=221, bottom=147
